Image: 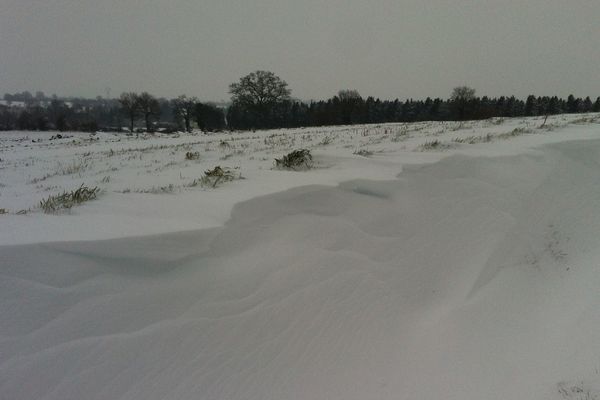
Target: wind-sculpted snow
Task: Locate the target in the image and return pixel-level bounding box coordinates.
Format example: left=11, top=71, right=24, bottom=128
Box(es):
left=3, top=139, right=600, bottom=399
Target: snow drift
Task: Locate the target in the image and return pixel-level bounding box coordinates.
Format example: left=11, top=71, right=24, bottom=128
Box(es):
left=2, top=139, right=600, bottom=399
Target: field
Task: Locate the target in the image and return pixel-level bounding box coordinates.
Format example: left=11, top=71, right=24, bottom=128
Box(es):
left=1, top=113, right=598, bottom=244
left=2, top=114, right=600, bottom=399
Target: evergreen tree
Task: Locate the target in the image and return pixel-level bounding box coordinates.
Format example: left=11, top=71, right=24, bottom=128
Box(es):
left=582, top=97, right=593, bottom=113
left=593, top=97, right=600, bottom=112
left=525, top=95, right=538, bottom=116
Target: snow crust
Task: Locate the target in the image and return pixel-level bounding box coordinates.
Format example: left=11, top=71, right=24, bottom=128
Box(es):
left=2, top=114, right=600, bottom=399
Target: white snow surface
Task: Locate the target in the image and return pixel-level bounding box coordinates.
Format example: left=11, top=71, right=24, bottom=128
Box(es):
left=2, top=114, right=600, bottom=399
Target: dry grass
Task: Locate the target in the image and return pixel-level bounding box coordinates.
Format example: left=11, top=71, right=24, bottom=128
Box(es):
left=39, top=184, right=100, bottom=213
left=354, top=149, right=373, bottom=157
left=29, top=159, right=89, bottom=184
left=274, top=149, right=313, bottom=170
left=453, top=133, right=494, bottom=144
left=319, top=136, right=333, bottom=146
left=135, top=184, right=177, bottom=194
left=417, top=140, right=453, bottom=151
left=185, top=151, right=200, bottom=160
left=196, top=166, right=238, bottom=188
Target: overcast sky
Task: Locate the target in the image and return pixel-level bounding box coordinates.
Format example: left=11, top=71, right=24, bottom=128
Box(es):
left=1, top=0, right=599, bottom=101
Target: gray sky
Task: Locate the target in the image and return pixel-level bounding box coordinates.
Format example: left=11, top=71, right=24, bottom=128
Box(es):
left=1, top=0, right=599, bottom=101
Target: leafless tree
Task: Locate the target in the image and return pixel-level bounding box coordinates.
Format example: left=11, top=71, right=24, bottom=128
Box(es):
left=337, top=89, right=362, bottom=102
left=451, top=86, right=476, bottom=120
left=137, top=92, right=160, bottom=132
left=229, top=70, right=291, bottom=122
left=172, top=95, right=198, bottom=132
left=119, top=92, right=140, bottom=133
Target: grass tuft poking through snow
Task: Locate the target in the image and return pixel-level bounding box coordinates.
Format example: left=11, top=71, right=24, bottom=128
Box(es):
left=453, top=133, right=494, bottom=144
left=354, top=148, right=374, bottom=157
left=39, top=184, right=100, bottom=213
left=188, top=166, right=240, bottom=188
left=417, top=139, right=453, bottom=151
left=274, top=149, right=313, bottom=170
left=185, top=151, right=200, bottom=161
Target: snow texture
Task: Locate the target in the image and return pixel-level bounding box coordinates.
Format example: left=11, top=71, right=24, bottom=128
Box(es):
left=2, top=114, right=600, bottom=399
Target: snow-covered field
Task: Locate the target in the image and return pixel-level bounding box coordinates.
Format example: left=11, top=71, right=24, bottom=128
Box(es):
left=1, top=114, right=599, bottom=245
left=2, top=113, right=600, bottom=399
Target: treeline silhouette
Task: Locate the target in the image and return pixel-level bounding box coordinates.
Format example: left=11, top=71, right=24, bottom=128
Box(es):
left=228, top=93, right=600, bottom=130
left=1, top=89, right=599, bottom=133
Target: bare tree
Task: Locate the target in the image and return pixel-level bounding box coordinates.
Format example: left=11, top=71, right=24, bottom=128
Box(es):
left=119, top=92, right=140, bottom=133
left=172, top=95, right=198, bottom=132
left=337, top=89, right=362, bottom=101
left=229, top=70, right=291, bottom=124
left=451, top=86, right=476, bottom=120
left=336, top=89, right=363, bottom=124
left=137, top=92, right=160, bottom=132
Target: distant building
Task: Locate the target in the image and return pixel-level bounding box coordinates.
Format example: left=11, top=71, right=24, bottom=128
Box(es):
left=0, top=100, right=26, bottom=108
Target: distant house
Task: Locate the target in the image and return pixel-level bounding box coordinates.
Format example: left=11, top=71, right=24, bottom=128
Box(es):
left=0, top=100, right=26, bottom=112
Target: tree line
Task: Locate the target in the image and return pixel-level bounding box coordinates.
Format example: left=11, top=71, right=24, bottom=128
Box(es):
left=226, top=73, right=600, bottom=130
left=2, top=72, right=599, bottom=132
left=0, top=92, right=226, bottom=133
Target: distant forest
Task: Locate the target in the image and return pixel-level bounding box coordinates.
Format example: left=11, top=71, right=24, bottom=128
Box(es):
left=2, top=72, right=599, bottom=132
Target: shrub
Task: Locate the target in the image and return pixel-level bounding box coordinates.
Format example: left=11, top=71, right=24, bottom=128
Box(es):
left=319, top=136, right=332, bottom=146
left=195, top=166, right=237, bottom=188
left=417, top=140, right=453, bottom=151
left=354, top=149, right=373, bottom=157
left=39, top=184, right=100, bottom=213
left=512, top=127, right=532, bottom=134
left=185, top=151, right=200, bottom=160
left=274, top=149, right=313, bottom=170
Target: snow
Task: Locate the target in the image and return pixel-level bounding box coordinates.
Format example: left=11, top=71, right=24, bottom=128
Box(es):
left=1, top=114, right=600, bottom=399
left=0, top=100, right=26, bottom=108
left=1, top=114, right=598, bottom=246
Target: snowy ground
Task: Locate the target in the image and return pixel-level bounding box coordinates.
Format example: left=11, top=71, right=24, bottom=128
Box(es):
left=1, top=113, right=599, bottom=245
left=2, top=114, right=600, bottom=399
